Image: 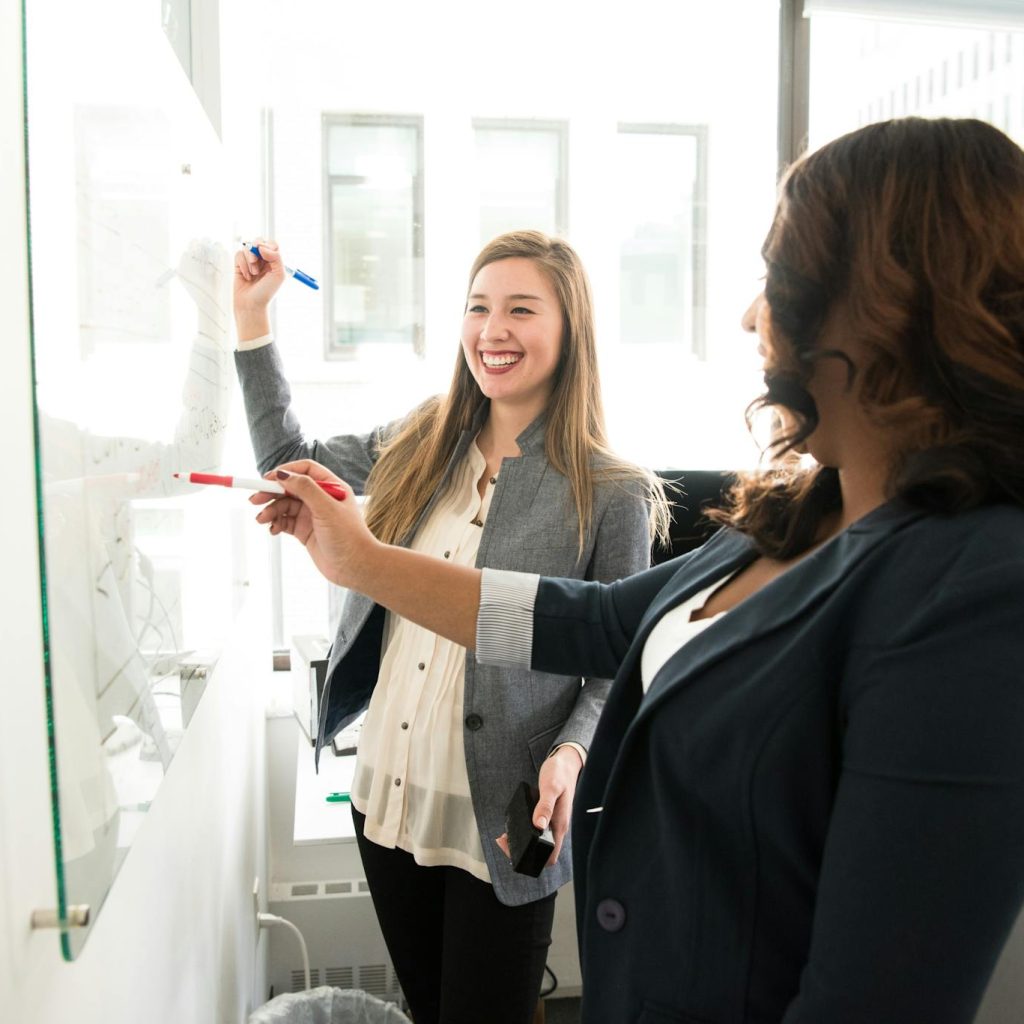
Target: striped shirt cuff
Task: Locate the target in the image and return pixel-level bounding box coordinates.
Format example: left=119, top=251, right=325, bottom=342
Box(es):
left=476, top=568, right=540, bottom=669
left=236, top=332, right=274, bottom=352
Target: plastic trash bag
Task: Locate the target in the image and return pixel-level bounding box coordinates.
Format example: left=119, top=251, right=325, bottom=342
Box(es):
left=248, top=986, right=411, bottom=1024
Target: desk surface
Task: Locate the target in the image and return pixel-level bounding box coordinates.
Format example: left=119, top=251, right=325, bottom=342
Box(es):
left=293, top=741, right=357, bottom=845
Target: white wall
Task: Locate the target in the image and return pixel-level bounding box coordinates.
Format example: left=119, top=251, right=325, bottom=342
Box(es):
left=0, top=2, right=273, bottom=1020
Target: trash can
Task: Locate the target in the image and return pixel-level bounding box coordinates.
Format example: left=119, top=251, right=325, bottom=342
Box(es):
left=248, top=986, right=411, bottom=1024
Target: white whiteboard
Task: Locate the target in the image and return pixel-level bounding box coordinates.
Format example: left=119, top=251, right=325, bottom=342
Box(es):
left=25, top=0, right=249, bottom=958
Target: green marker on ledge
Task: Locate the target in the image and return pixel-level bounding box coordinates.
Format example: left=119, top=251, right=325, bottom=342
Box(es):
left=326, top=791, right=351, bottom=803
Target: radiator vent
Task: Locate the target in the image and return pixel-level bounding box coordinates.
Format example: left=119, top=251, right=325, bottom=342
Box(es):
left=289, top=963, right=400, bottom=1000
left=325, top=966, right=354, bottom=988
left=271, top=879, right=371, bottom=902
left=291, top=968, right=321, bottom=992
left=359, top=964, right=389, bottom=997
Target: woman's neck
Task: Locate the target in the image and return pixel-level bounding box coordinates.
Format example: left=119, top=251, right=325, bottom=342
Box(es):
left=835, top=457, right=892, bottom=533
left=477, top=399, right=545, bottom=461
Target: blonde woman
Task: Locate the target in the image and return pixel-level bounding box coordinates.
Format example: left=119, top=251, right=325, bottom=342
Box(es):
left=233, top=231, right=668, bottom=1024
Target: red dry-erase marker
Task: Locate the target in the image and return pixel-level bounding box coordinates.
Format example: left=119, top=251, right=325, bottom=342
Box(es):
left=173, top=471, right=346, bottom=501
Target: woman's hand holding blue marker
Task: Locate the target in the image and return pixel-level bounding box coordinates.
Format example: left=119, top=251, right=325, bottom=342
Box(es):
left=233, top=238, right=318, bottom=342
left=233, top=238, right=287, bottom=341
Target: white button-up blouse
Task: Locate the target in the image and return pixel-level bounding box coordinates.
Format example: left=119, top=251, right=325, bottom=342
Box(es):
left=350, top=440, right=496, bottom=881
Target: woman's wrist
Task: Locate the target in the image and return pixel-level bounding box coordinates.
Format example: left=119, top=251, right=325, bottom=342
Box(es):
left=551, top=743, right=585, bottom=770
left=234, top=307, right=271, bottom=341
left=347, top=534, right=387, bottom=593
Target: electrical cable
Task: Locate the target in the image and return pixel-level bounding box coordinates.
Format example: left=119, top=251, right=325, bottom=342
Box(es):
left=540, top=963, right=558, bottom=999
left=258, top=912, right=311, bottom=992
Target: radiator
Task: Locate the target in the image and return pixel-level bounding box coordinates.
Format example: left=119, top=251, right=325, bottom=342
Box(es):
left=266, top=878, right=406, bottom=1006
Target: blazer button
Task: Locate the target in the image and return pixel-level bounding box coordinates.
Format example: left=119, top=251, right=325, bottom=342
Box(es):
left=596, top=898, right=626, bottom=932
left=465, top=713, right=483, bottom=731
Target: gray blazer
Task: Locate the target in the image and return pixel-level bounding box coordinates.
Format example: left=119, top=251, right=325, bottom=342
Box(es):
left=235, top=343, right=651, bottom=904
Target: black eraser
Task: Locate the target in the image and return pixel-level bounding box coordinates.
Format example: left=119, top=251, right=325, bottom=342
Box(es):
left=505, top=781, right=555, bottom=877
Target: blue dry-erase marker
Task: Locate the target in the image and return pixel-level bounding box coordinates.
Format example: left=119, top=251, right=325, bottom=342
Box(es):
left=243, top=242, right=319, bottom=290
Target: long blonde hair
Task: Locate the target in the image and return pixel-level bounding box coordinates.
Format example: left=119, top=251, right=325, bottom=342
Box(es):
left=363, top=230, right=669, bottom=554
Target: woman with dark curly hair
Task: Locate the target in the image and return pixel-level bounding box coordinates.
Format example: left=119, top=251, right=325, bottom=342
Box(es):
left=253, top=118, right=1024, bottom=1023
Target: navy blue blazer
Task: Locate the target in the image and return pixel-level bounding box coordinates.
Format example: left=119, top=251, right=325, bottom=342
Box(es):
left=529, top=501, right=1024, bottom=1023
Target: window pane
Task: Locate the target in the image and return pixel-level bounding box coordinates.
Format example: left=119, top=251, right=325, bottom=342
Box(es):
left=808, top=14, right=1024, bottom=148
left=326, top=120, right=422, bottom=351
left=617, top=129, right=701, bottom=350
left=474, top=124, right=564, bottom=244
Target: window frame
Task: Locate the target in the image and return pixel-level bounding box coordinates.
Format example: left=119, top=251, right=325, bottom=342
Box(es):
left=471, top=117, right=570, bottom=240
left=321, top=112, right=425, bottom=359
left=615, top=121, right=709, bottom=359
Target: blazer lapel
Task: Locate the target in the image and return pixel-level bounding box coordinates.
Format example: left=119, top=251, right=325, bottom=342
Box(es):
left=575, top=529, right=758, bottom=810
left=634, top=500, right=928, bottom=725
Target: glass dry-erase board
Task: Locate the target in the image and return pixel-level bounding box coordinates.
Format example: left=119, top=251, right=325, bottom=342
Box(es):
left=24, top=0, right=248, bottom=958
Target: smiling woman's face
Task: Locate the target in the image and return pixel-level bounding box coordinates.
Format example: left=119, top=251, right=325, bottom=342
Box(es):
left=461, top=257, right=563, bottom=418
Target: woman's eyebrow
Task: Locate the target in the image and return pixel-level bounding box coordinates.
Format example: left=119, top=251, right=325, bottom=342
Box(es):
left=467, top=292, right=546, bottom=302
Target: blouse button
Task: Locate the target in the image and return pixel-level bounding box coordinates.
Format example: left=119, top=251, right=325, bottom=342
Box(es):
left=443, top=550, right=451, bottom=559
left=395, top=778, right=402, bottom=787
left=489, top=476, right=497, bottom=485
left=418, top=662, right=425, bottom=671
left=401, top=721, right=409, bottom=730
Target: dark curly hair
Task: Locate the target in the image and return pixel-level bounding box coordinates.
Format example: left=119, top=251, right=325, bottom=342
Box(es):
left=712, top=117, right=1024, bottom=558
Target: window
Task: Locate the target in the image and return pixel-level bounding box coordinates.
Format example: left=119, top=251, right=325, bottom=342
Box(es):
left=805, top=2, right=1024, bottom=150
left=473, top=120, right=567, bottom=245
left=160, top=0, right=221, bottom=134
left=324, top=115, right=424, bottom=355
left=616, top=125, right=708, bottom=357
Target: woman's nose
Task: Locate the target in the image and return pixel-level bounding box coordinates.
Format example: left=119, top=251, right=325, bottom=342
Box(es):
left=481, top=312, right=509, bottom=341
left=741, top=293, right=764, bottom=333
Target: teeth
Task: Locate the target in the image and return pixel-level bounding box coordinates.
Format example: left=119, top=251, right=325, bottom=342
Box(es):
left=482, top=353, right=522, bottom=367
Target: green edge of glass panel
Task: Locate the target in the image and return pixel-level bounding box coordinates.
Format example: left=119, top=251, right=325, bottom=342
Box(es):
left=20, top=0, right=74, bottom=962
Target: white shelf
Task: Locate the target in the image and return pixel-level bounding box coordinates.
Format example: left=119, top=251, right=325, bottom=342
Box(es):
left=293, top=741, right=357, bottom=846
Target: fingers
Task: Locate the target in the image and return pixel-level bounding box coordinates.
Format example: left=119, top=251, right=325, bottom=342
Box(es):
left=535, top=749, right=583, bottom=867
left=253, top=495, right=304, bottom=521
left=234, top=248, right=253, bottom=281
left=235, top=238, right=282, bottom=282
left=250, top=237, right=280, bottom=261
left=495, top=833, right=511, bottom=859
left=247, top=489, right=278, bottom=506
left=542, top=796, right=573, bottom=865
left=253, top=495, right=305, bottom=538
left=533, top=789, right=556, bottom=832
left=273, top=468, right=342, bottom=516
left=269, top=460, right=345, bottom=485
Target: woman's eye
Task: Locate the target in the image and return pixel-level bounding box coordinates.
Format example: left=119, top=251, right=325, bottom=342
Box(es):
left=511, top=306, right=533, bottom=315
left=468, top=304, right=487, bottom=314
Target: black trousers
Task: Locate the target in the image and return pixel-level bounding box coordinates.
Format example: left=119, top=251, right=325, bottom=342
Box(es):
left=352, top=807, right=556, bottom=1024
